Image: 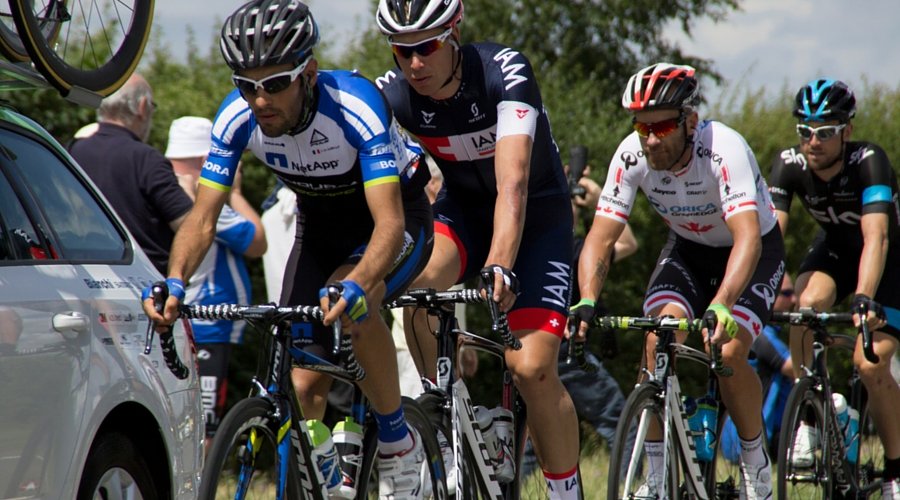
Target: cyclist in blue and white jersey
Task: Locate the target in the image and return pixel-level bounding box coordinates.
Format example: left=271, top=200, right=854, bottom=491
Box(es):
left=767, top=79, right=900, bottom=497
left=375, top=0, right=581, bottom=497
left=143, top=1, right=434, bottom=496
left=574, top=63, right=785, bottom=499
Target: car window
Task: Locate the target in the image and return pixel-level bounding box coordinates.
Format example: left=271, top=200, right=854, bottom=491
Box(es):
left=0, top=128, right=126, bottom=261
left=0, top=170, right=45, bottom=261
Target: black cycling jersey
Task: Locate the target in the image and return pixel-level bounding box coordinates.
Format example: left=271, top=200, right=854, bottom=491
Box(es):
left=768, top=141, right=900, bottom=251
left=377, top=42, right=568, bottom=202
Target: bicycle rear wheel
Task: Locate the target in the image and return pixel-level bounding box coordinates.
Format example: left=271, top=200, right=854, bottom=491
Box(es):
left=853, top=383, right=884, bottom=495
left=357, top=396, right=447, bottom=499
left=608, top=382, right=675, bottom=500
left=777, top=376, right=831, bottom=500
left=0, top=0, right=63, bottom=62
left=200, top=397, right=306, bottom=500
left=707, top=408, right=742, bottom=499
left=11, top=0, right=153, bottom=96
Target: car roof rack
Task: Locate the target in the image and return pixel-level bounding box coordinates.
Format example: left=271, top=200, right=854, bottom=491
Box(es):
left=0, top=59, right=102, bottom=109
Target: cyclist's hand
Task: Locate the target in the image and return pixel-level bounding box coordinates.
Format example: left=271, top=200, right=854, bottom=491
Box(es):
left=704, top=304, right=737, bottom=345
left=852, top=293, right=886, bottom=331
left=568, top=298, right=595, bottom=341
left=141, top=278, right=185, bottom=331
left=479, top=265, right=519, bottom=312
left=319, top=280, right=368, bottom=326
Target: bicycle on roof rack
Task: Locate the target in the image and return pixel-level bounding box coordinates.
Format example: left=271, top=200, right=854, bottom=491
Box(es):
left=0, top=0, right=153, bottom=106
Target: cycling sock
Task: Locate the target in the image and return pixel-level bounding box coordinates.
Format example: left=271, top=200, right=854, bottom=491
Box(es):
left=543, top=465, right=579, bottom=500
left=645, top=440, right=665, bottom=483
left=885, top=455, right=900, bottom=481
left=739, top=432, right=768, bottom=466
left=375, top=406, right=412, bottom=454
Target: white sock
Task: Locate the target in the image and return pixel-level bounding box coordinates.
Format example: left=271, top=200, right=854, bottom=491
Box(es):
left=543, top=466, right=580, bottom=500
left=645, top=441, right=665, bottom=483
left=739, top=432, right=768, bottom=466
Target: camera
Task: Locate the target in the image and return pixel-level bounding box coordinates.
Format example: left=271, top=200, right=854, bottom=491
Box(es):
left=568, top=145, right=587, bottom=198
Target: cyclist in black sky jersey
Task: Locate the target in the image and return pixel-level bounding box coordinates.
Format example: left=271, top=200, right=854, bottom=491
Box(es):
left=767, top=78, right=900, bottom=498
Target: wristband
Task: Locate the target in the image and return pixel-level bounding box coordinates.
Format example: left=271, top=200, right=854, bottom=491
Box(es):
left=165, top=278, right=186, bottom=303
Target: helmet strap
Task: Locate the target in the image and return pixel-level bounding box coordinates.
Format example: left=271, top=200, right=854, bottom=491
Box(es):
left=665, top=110, right=694, bottom=172
left=289, top=73, right=318, bottom=135
left=436, top=36, right=462, bottom=92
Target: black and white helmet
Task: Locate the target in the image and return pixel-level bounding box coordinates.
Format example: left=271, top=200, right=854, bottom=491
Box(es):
left=622, top=63, right=700, bottom=111
left=376, top=0, right=464, bottom=36
left=220, top=0, right=319, bottom=70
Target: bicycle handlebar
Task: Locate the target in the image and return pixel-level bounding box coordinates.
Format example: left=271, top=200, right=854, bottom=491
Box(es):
left=144, top=281, right=190, bottom=380
left=385, top=286, right=521, bottom=351
left=770, top=307, right=878, bottom=363
left=593, top=315, right=732, bottom=376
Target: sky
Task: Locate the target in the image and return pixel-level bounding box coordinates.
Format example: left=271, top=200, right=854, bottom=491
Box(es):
left=154, top=0, right=900, bottom=108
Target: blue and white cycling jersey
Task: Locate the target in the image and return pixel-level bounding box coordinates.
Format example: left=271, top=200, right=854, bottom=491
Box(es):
left=200, top=70, right=429, bottom=224
left=185, top=204, right=254, bottom=344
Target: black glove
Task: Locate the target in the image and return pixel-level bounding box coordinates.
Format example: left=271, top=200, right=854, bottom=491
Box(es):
left=479, top=265, right=520, bottom=295
left=569, top=298, right=596, bottom=327
left=852, top=293, right=886, bottom=321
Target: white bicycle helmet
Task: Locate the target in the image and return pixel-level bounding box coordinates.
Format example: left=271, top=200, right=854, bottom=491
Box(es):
left=376, top=0, right=464, bottom=36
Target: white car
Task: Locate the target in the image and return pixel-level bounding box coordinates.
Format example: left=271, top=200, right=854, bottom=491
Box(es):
left=0, top=106, right=203, bottom=498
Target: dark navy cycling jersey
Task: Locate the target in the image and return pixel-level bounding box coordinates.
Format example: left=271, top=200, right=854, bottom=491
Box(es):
left=376, top=42, right=568, bottom=202
left=768, top=141, right=900, bottom=250
left=200, top=70, right=429, bottom=224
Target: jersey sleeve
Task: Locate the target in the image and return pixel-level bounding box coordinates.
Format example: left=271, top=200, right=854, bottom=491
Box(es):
left=853, top=144, right=896, bottom=215
left=199, top=90, right=254, bottom=193
left=715, top=130, right=763, bottom=220
left=595, top=135, right=642, bottom=224
left=487, top=46, right=541, bottom=141
left=214, top=204, right=256, bottom=254
left=767, top=147, right=803, bottom=212
left=325, top=75, right=402, bottom=189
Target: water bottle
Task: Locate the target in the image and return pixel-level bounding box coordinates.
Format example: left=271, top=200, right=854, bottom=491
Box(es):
left=332, top=417, right=364, bottom=498
left=846, top=407, right=860, bottom=464
left=684, top=396, right=715, bottom=462
left=695, top=395, right=718, bottom=463
left=832, top=393, right=850, bottom=445
left=490, top=406, right=516, bottom=483
left=306, top=419, right=342, bottom=494
left=474, top=405, right=515, bottom=482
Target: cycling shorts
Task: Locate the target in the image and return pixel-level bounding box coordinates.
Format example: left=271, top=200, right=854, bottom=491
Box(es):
left=798, top=231, right=900, bottom=337
left=643, top=227, right=786, bottom=338
left=283, top=195, right=434, bottom=362
left=433, top=193, right=573, bottom=337
left=196, top=342, right=232, bottom=437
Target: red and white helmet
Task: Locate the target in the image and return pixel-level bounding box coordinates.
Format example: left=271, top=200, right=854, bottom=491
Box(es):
left=376, top=0, right=464, bottom=36
left=622, top=63, right=700, bottom=111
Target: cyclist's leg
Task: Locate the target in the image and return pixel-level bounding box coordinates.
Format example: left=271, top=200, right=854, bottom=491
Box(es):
left=854, top=330, right=900, bottom=456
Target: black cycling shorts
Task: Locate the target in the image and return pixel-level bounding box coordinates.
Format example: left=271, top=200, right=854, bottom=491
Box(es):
left=642, top=227, right=786, bottom=337
left=282, top=195, right=434, bottom=362
left=433, top=193, right=573, bottom=337
left=798, top=231, right=900, bottom=337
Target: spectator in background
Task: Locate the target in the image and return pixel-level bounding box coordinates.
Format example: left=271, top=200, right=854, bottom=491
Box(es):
left=166, top=116, right=267, bottom=445
left=69, top=73, right=192, bottom=275
left=260, top=177, right=297, bottom=303
left=720, top=274, right=796, bottom=462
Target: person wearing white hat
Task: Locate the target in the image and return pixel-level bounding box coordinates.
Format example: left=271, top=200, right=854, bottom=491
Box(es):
left=166, top=116, right=267, bottom=448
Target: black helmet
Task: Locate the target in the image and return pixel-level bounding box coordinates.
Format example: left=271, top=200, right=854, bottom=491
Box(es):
left=793, top=79, right=856, bottom=122
left=220, top=0, right=319, bottom=70
left=622, top=63, right=700, bottom=111
left=376, top=0, right=464, bottom=36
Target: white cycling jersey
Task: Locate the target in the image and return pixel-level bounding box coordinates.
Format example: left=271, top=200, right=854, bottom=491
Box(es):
left=597, top=120, right=778, bottom=247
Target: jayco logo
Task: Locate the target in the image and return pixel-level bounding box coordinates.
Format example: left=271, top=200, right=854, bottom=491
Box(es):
left=493, top=48, right=528, bottom=91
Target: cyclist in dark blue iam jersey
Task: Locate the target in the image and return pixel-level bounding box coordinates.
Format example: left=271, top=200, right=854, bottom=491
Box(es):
left=375, top=0, right=581, bottom=498
left=767, top=79, right=900, bottom=497
left=142, top=1, right=435, bottom=497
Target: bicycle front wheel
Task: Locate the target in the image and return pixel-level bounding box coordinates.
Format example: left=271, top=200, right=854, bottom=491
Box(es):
left=608, top=382, right=674, bottom=500
left=11, top=0, right=153, bottom=96
left=200, top=398, right=305, bottom=500
left=777, top=376, right=831, bottom=500
left=357, top=396, right=447, bottom=499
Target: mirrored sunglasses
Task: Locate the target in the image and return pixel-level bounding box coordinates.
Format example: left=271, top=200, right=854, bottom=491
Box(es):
left=796, top=123, right=846, bottom=142
left=232, top=59, right=309, bottom=96
left=390, top=29, right=451, bottom=59
left=632, top=116, right=684, bottom=138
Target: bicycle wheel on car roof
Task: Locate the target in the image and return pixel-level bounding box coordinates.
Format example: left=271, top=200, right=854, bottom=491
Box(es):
left=10, top=0, right=153, bottom=96
left=0, top=0, right=64, bottom=62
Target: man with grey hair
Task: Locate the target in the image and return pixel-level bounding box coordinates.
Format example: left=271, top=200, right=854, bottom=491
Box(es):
left=69, top=73, right=192, bottom=274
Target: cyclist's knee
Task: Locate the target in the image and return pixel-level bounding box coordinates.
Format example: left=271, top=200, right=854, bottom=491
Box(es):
left=508, top=358, right=559, bottom=396
left=855, top=355, right=893, bottom=387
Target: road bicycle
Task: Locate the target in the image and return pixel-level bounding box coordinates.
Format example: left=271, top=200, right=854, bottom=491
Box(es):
left=0, top=0, right=153, bottom=103
left=149, top=283, right=448, bottom=500
left=387, top=284, right=543, bottom=499
left=602, top=314, right=744, bottom=500
left=774, top=307, right=884, bottom=499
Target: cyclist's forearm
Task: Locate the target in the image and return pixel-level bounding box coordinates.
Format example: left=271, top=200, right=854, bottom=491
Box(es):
left=855, top=214, right=888, bottom=297
left=167, top=210, right=217, bottom=283
left=486, top=187, right=526, bottom=268
left=346, top=217, right=404, bottom=293
left=712, top=232, right=761, bottom=308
